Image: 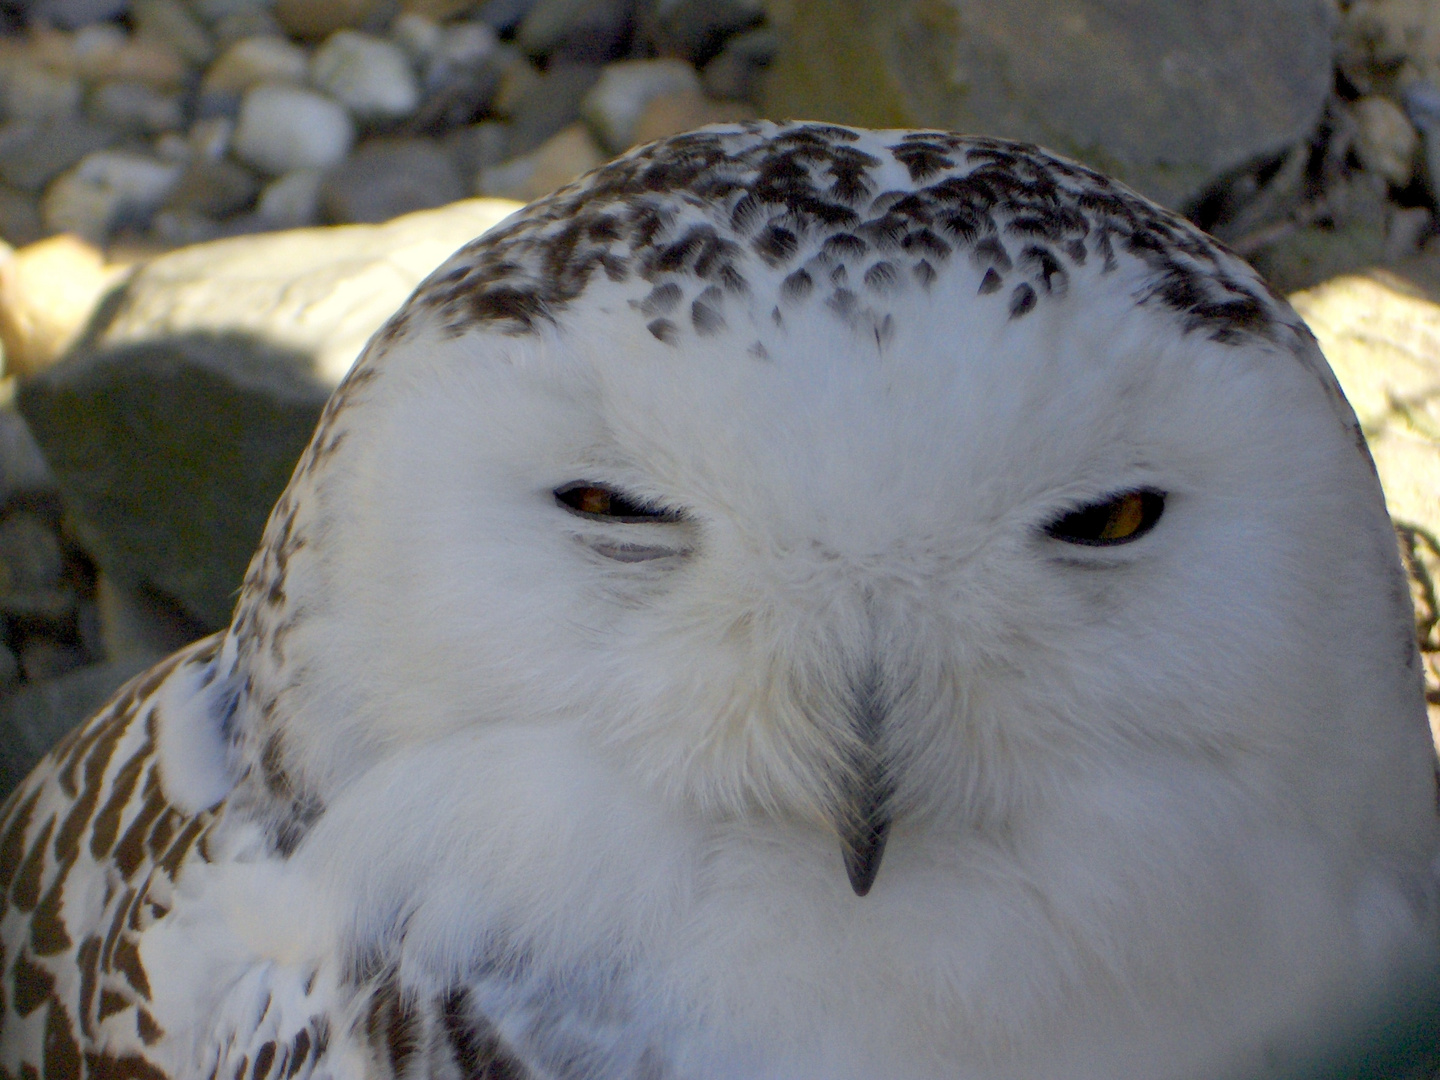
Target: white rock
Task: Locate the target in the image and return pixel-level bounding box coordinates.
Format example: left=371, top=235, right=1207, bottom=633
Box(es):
left=202, top=34, right=309, bottom=93
left=391, top=12, right=442, bottom=63
left=580, top=58, right=702, bottom=153
left=1355, top=95, right=1419, bottom=186
left=310, top=30, right=420, bottom=123
left=232, top=82, right=354, bottom=175
left=41, top=151, right=182, bottom=241
left=255, top=167, right=322, bottom=227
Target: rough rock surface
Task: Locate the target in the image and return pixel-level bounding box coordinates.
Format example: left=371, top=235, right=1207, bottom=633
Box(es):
left=16, top=197, right=518, bottom=630
left=760, top=0, right=1338, bottom=210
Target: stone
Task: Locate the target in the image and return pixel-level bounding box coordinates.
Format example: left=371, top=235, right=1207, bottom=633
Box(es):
left=647, top=0, right=763, bottom=64
left=87, top=79, right=186, bottom=133
left=189, top=115, right=234, bottom=160
left=0, top=401, right=53, bottom=498
left=629, top=87, right=752, bottom=147
left=1343, top=0, right=1440, bottom=93
left=760, top=0, right=1338, bottom=211
left=443, top=119, right=508, bottom=180
left=190, top=0, right=273, bottom=25
left=1249, top=176, right=1393, bottom=295
left=17, top=637, right=86, bottom=683
left=581, top=58, right=701, bottom=153
left=0, top=185, right=43, bottom=246
left=274, top=0, right=384, bottom=39
left=254, top=166, right=322, bottom=226
left=401, top=0, right=481, bottom=18
left=0, top=117, right=117, bottom=191
left=16, top=197, right=520, bottom=628
left=0, top=235, right=132, bottom=379
left=211, top=8, right=285, bottom=45
left=1355, top=94, right=1419, bottom=187
left=477, top=0, right=538, bottom=35
left=131, top=0, right=216, bottom=66
left=160, top=157, right=260, bottom=217
left=517, top=0, right=633, bottom=64
left=501, top=60, right=600, bottom=155
left=319, top=137, right=465, bottom=223
left=310, top=30, right=421, bottom=123
left=700, top=26, right=777, bottom=102
left=0, top=509, right=69, bottom=620
left=71, top=31, right=189, bottom=88
left=232, top=82, right=355, bottom=175
left=1288, top=267, right=1440, bottom=737
left=392, top=11, right=443, bottom=62
left=0, top=644, right=18, bottom=691
left=95, top=572, right=208, bottom=663
left=411, top=20, right=501, bottom=129
left=25, top=0, right=128, bottom=29
left=41, top=149, right=183, bottom=241
left=477, top=120, right=602, bottom=200
left=202, top=34, right=308, bottom=93
left=0, top=60, right=81, bottom=120
left=0, top=655, right=155, bottom=802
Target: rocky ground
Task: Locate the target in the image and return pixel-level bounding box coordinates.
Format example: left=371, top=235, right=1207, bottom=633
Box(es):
left=0, top=0, right=1435, bottom=802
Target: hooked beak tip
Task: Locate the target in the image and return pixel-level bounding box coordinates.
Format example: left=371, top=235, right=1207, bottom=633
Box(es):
left=842, top=815, right=891, bottom=897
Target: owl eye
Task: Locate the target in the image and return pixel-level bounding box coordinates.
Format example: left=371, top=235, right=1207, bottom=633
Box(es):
left=555, top=482, right=681, bottom=523
left=1045, top=489, right=1165, bottom=546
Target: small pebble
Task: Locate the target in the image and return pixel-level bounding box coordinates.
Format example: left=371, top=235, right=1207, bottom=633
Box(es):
left=203, top=35, right=310, bottom=94
left=232, top=83, right=356, bottom=175
left=255, top=166, right=323, bottom=226
left=581, top=58, right=702, bottom=153
left=311, top=30, right=422, bottom=123
left=42, top=150, right=183, bottom=241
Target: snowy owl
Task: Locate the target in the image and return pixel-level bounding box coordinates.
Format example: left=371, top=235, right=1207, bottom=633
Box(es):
left=1, top=122, right=1438, bottom=1080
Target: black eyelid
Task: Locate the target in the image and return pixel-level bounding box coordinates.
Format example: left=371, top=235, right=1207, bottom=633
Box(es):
left=555, top=481, right=685, bottom=523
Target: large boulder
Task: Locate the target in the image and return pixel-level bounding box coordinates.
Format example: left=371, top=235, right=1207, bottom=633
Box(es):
left=17, top=197, right=521, bottom=631
left=759, top=0, right=1338, bottom=211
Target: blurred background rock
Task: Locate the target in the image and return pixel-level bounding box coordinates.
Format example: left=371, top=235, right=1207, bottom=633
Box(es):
left=0, top=0, right=1435, bottom=864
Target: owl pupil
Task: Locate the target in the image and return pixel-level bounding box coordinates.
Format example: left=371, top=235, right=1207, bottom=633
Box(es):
left=1047, top=489, right=1164, bottom=546
left=578, top=488, right=611, bottom=515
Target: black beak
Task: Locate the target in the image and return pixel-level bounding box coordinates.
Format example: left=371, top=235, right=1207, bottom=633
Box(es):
left=836, top=666, right=892, bottom=897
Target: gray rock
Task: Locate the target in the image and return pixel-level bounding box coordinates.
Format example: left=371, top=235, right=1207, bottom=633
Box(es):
left=18, top=636, right=86, bottom=682
left=190, top=0, right=276, bottom=25
left=232, top=82, right=355, bottom=175
left=0, top=655, right=156, bottom=803
left=254, top=166, right=322, bottom=226
left=88, top=79, right=187, bottom=133
left=0, top=118, right=118, bottom=192
left=647, top=0, right=763, bottom=64
left=160, top=157, right=260, bottom=217
left=0, top=643, right=18, bottom=692
left=411, top=21, right=503, bottom=130
left=25, top=0, right=128, bottom=28
left=16, top=197, right=519, bottom=628
left=700, top=26, right=776, bottom=102
left=274, top=0, right=384, bottom=38
left=320, top=137, right=465, bottom=223
left=96, top=572, right=208, bottom=664
left=202, top=34, right=309, bottom=94
left=0, top=404, right=54, bottom=499
left=1249, top=176, right=1393, bottom=294
left=211, top=7, right=285, bottom=45
left=477, top=0, right=538, bottom=35
left=310, top=30, right=421, bottom=123
left=503, top=60, right=601, bottom=155
left=760, top=0, right=1339, bottom=211
left=443, top=120, right=509, bottom=180
left=581, top=58, right=701, bottom=153
left=0, top=510, right=65, bottom=621
left=518, top=0, right=634, bottom=63
left=131, top=0, right=216, bottom=66
left=0, top=184, right=43, bottom=246
left=41, top=150, right=183, bottom=241
left=0, top=61, right=82, bottom=121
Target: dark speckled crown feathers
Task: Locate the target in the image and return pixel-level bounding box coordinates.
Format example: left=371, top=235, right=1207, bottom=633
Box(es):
left=386, top=121, right=1284, bottom=354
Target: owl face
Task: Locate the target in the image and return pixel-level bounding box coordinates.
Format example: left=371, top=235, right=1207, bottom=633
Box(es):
left=245, top=125, right=1431, bottom=904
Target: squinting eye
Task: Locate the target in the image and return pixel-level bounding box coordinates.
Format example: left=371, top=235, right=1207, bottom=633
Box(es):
left=1045, top=489, right=1165, bottom=547
left=555, top=482, right=681, bottom=523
